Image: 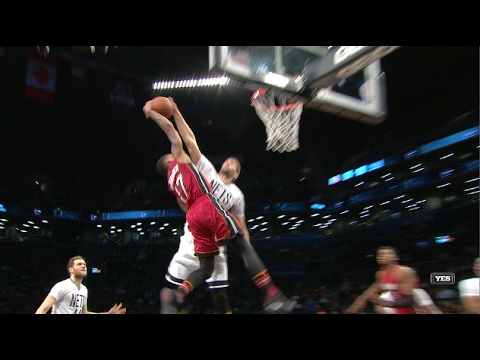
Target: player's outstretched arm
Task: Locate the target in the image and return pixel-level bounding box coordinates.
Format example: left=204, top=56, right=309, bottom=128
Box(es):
left=143, top=101, right=189, bottom=163
left=84, top=302, right=126, bottom=314
left=107, top=303, right=127, bottom=314
left=169, top=98, right=202, bottom=165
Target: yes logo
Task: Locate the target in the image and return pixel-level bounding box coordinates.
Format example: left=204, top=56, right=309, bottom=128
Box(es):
left=430, top=272, right=455, bottom=285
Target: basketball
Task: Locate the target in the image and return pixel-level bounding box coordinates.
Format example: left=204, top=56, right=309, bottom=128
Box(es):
left=150, top=96, right=174, bottom=118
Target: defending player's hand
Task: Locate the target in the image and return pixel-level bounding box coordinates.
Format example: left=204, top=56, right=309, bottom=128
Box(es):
left=168, top=97, right=179, bottom=114
left=143, top=102, right=170, bottom=123
left=108, top=302, right=126, bottom=314
left=143, top=101, right=153, bottom=118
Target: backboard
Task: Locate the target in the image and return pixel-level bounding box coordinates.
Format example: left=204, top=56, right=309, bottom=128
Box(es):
left=209, top=46, right=401, bottom=125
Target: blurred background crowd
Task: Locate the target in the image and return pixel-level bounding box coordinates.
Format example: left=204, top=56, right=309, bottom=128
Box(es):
left=1, top=205, right=477, bottom=314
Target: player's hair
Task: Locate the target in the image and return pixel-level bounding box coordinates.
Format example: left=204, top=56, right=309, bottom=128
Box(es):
left=67, top=255, right=86, bottom=275
left=156, top=154, right=171, bottom=176
left=228, top=157, right=241, bottom=175
left=473, top=257, right=480, bottom=276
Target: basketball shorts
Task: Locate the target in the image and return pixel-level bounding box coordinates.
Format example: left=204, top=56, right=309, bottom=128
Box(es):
left=186, top=195, right=243, bottom=255
left=165, top=222, right=229, bottom=289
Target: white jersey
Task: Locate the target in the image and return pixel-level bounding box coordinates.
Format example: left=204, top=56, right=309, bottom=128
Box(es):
left=48, top=278, right=88, bottom=314
left=196, top=155, right=245, bottom=219
left=166, top=154, right=246, bottom=288
left=458, top=277, right=479, bottom=297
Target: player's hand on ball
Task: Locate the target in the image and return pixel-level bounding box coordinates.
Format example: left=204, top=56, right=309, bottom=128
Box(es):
left=143, top=101, right=153, bottom=118
left=168, top=97, right=178, bottom=113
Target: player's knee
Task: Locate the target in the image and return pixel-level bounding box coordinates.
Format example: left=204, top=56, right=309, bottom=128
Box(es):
left=229, top=235, right=249, bottom=253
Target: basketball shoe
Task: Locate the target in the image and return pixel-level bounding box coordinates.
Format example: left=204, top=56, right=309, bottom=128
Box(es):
left=160, top=287, right=184, bottom=314
left=263, top=291, right=297, bottom=314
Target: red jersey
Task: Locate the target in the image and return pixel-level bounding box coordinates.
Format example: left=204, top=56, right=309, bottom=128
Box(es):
left=166, top=159, right=211, bottom=209
left=378, top=265, right=416, bottom=314
left=166, top=160, right=243, bottom=255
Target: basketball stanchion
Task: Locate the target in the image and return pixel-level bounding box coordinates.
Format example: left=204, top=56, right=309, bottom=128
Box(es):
left=250, top=89, right=303, bottom=153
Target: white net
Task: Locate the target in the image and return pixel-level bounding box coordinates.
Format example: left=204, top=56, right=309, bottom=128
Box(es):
left=251, top=89, right=303, bottom=152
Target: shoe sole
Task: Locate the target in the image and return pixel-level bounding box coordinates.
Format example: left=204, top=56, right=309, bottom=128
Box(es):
left=264, top=299, right=297, bottom=314
left=160, top=288, right=178, bottom=314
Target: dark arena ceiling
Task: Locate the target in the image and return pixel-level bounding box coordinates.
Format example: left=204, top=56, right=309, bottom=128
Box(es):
left=0, top=46, right=478, bottom=214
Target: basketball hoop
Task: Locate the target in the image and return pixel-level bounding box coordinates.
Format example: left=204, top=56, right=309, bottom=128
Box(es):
left=250, top=89, right=303, bottom=152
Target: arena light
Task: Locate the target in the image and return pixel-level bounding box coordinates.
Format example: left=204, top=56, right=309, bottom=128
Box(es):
left=153, top=76, right=230, bottom=90
left=263, top=72, right=290, bottom=88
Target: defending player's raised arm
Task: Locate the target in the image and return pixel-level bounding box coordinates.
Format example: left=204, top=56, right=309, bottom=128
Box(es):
left=169, top=98, right=202, bottom=165
left=143, top=101, right=190, bottom=164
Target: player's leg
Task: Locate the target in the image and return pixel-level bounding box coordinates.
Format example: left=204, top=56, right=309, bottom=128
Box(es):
left=160, top=254, right=216, bottom=314
left=207, top=199, right=296, bottom=314
left=206, top=245, right=232, bottom=314
left=162, top=223, right=199, bottom=313
left=210, top=288, right=231, bottom=314
left=160, top=209, right=219, bottom=314
left=228, top=235, right=297, bottom=314
left=164, top=239, right=198, bottom=287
